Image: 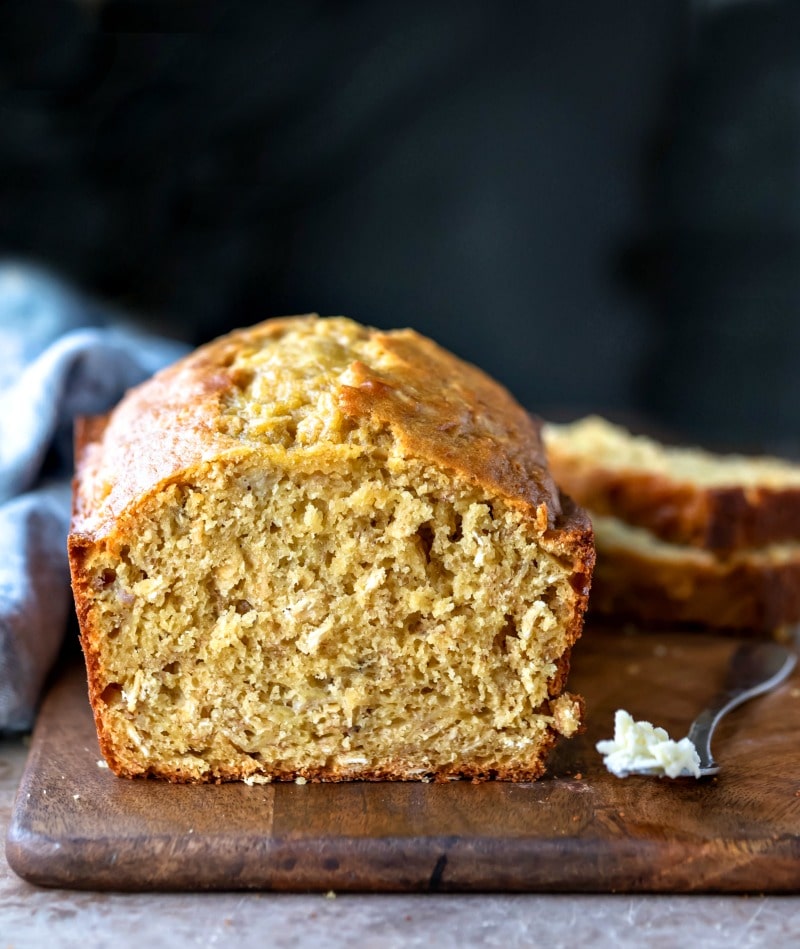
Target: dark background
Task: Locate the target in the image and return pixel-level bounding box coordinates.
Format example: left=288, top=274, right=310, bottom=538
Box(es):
left=2, top=0, right=799, bottom=451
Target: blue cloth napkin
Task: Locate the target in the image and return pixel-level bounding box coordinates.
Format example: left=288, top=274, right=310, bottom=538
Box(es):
left=0, top=264, right=189, bottom=731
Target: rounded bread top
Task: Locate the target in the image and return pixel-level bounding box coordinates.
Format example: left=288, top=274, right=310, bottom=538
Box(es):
left=71, top=316, right=562, bottom=540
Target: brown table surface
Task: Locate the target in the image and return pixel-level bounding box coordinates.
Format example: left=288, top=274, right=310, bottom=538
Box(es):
left=6, top=623, right=800, bottom=899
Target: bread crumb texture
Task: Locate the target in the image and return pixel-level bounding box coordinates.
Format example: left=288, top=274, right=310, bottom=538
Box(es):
left=69, top=317, right=593, bottom=782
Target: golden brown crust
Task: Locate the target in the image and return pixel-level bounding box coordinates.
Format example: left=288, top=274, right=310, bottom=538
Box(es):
left=544, top=417, right=800, bottom=553
left=590, top=539, right=800, bottom=631
left=338, top=330, right=561, bottom=525
left=72, top=316, right=561, bottom=544
left=548, top=463, right=800, bottom=553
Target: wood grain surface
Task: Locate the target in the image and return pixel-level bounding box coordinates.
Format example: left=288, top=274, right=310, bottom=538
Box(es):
left=6, top=624, right=800, bottom=893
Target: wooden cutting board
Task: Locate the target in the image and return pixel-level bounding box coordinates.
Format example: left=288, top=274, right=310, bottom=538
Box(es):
left=6, top=624, right=800, bottom=893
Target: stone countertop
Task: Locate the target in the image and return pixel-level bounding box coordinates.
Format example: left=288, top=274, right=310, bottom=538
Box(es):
left=2, top=737, right=800, bottom=949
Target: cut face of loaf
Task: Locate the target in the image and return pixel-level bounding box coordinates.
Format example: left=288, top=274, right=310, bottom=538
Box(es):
left=544, top=416, right=800, bottom=552
left=69, top=317, right=594, bottom=782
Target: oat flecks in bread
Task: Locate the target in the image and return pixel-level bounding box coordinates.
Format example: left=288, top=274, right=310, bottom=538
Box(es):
left=543, top=415, right=800, bottom=552
left=590, top=515, right=800, bottom=631
left=69, top=316, right=594, bottom=783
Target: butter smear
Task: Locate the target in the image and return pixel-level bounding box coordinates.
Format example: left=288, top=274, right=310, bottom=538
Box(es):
left=596, top=709, right=701, bottom=779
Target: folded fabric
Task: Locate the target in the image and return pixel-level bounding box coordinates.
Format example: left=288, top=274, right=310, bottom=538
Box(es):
left=0, top=264, right=188, bottom=730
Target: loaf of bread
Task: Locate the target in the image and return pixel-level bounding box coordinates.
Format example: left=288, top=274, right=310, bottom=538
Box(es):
left=69, top=316, right=594, bottom=783
left=590, top=515, right=800, bottom=631
left=544, top=415, right=800, bottom=552
left=543, top=416, right=800, bottom=631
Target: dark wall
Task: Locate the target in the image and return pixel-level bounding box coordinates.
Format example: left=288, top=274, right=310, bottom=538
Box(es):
left=3, top=1, right=798, bottom=451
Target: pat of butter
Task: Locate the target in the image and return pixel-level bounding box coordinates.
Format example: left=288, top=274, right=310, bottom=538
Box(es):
left=596, top=709, right=701, bottom=779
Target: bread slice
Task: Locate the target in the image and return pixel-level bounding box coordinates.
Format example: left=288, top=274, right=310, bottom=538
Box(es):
left=544, top=416, right=800, bottom=552
left=590, top=515, right=800, bottom=631
left=69, top=316, right=594, bottom=783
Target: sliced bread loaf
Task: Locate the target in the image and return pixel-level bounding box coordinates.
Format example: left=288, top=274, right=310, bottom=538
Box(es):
left=544, top=416, right=800, bottom=553
left=589, top=515, right=800, bottom=631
